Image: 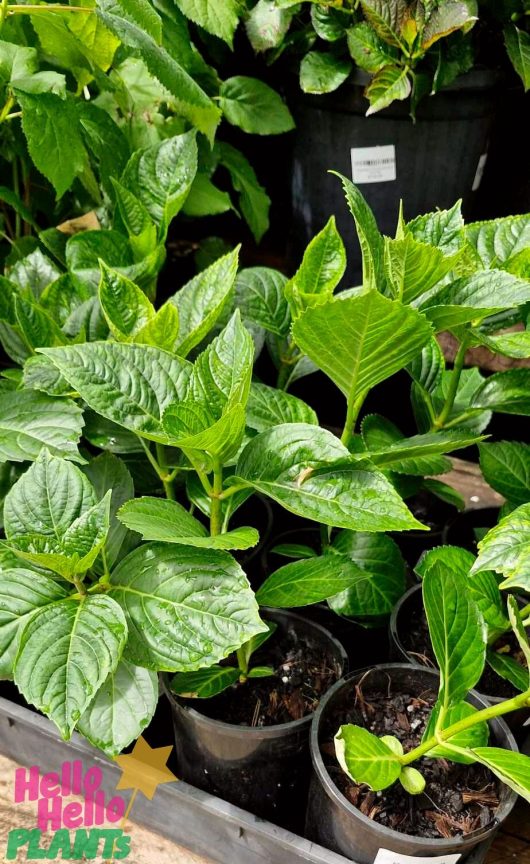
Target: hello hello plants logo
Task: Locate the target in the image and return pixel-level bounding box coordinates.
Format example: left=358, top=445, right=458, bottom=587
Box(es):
left=4, top=738, right=177, bottom=861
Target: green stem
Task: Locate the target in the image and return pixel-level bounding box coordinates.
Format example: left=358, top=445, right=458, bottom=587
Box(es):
left=73, top=576, right=87, bottom=596
left=218, top=482, right=247, bottom=501
left=0, top=0, right=8, bottom=27
left=0, top=94, right=15, bottom=124
left=431, top=334, right=469, bottom=430
left=209, top=458, right=223, bottom=537
left=236, top=646, right=248, bottom=676
left=320, top=524, right=331, bottom=552
left=519, top=602, right=530, bottom=620
left=156, top=443, right=176, bottom=500
left=341, top=390, right=367, bottom=447
left=401, top=688, right=530, bottom=765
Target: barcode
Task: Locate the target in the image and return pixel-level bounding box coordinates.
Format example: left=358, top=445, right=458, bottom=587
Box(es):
left=357, top=158, right=394, bottom=166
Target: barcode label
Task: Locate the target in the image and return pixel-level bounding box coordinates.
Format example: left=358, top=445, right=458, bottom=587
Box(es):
left=374, top=850, right=461, bottom=864
left=351, top=145, right=396, bottom=184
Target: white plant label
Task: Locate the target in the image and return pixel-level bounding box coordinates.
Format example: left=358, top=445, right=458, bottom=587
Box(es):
left=472, top=152, right=488, bottom=191
left=374, top=850, right=461, bottom=864
left=351, top=145, right=396, bottom=184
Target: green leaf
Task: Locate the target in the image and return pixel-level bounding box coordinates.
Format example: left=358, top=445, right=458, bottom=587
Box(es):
left=328, top=531, right=406, bottom=618
left=77, top=659, right=157, bottom=756
left=333, top=173, right=384, bottom=289
left=219, top=77, right=295, bottom=135
left=0, top=40, right=38, bottom=83
left=400, top=767, right=425, bottom=795
left=15, top=91, right=88, bottom=199
left=299, top=51, right=351, bottom=94
left=171, top=665, right=240, bottom=698
left=118, top=497, right=259, bottom=550
left=359, top=0, right=407, bottom=48
left=0, top=391, right=84, bottom=464
left=97, top=3, right=220, bottom=141
left=182, top=173, right=233, bottom=218
left=0, top=568, right=69, bottom=679
left=23, top=355, right=73, bottom=398
left=40, top=342, right=192, bottom=444
left=421, top=270, right=530, bottom=332
left=248, top=665, right=274, bottom=678
left=171, top=247, right=239, bottom=358
left=99, top=263, right=154, bottom=341
left=83, top=452, right=134, bottom=569
left=121, top=131, right=198, bottom=232
left=238, top=620, right=277, bottom=671
left=14, top=295, right=67, bottom=351
left=423, top=556, right=486, bottom=709
left=246, top=382, right=318, bottom=432
left=134, top=303, right=180, bottom=352
left=429, top=367, right=491, bottom=434
left=471, top=749, right=530, bottom=804
left=334, top=725, right=402, bottom=791
left=235, top=424, right=424, bottom=531
left=109, top=542, right=265, bottom=671
left=466, top=214, right=530, bottom=269
left=471, top=369, right=530, bottom=417
left=271, top=543, right=317, bottom=559
left=472, top=503, right=530, bottom=589
left=285, top=216, right=346, bottom=316
left=468, top=569, right=510, bottom=639
left=347, top=22, right=398, bottom=72
left=14, top=595, right=127, bottom=739
left=479, top=441, right=530, bottom=505
left=424, top=701, right=489, bottom=764
left=504, top=25, right=530, bottom=92
left=292, top=293, right=432, bottom=407
left=384, top=234, right=458, bottom=304
left=408, top=202, right=465, bottom=256
left=471, top=328, right=530, bottom=360
left=365, top=65, right=411, bottom=115
left=246, top=0, right=293, bottom=51
left=217, top=142, right=270, bottom=243
left=235, top=267, right=290, bottom=336
left=507, top=595, right=530, bottom=675
left=174, top=0, right=239, bottom=46
left=9, top=249, right=61, bottom=300
left=487, top=649, right=529, bottom=694
left=421, top=1, right=478, bottom=50
left=164, top=403, right=246, bottom=462
left=112, top=180, right=158, bottom=259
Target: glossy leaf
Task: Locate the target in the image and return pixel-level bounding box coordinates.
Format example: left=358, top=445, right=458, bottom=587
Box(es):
left=171, top=665, right=239, bottom=698
left=83, top=452, right=134, bottom=569
left=472, top=504, right=530, bottom=588
left=246, top=382, right=317, bottom=433
left=328, top=531, right=406, bottom=618
left=365, top=65, right=411, bottom=115
left=424, top=701, right=489, bottom=764
left=479, top=441, right=530, bottom=505
left=384, top=234, right=458, bottom=304
left=335, top=724, right=402, bottom=791
left=421, top=270, right=530, bottom=331
left=471, top=328, right=530, bottom=360
left=472, top=749, right=530, bottom=804
left=219, top=77, right=294, bottom=135
left=505, top=25, right=530, bottom=91
left=466, top=214, right=530, bottom=269
left=235, top=267, right=290, bottom=336
left=487, top=649, right=529, bottom=694
left=347, top=22, right=398, bottom=72
left=174, top=0, right=239, bottom=46
left=0, top=391, right=84, bottom=464
left=407, top=202, right=465, bottom=256
left=98, top=264, right=154, bottom=341
left=256, top=554, right=380, bottom=608
left=471, top=369, right=530, bottom=417
left=299, top=52, right=351, bottom=94
left=333, top=173, right=384, bottom=289
left=285, top=216, right=346, bottom=317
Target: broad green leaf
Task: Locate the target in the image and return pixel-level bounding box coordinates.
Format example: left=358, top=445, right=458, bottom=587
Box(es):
left=246, top=382, right=317, bottom=432
left=14, top=594, right=127, bottom=739
left=0, top=391, right=84, bottom=464
left=335, top=725, right=402, bottom=791
left=505, top=25, right=530, bottom=91
left=134, top=303, right=180, bottom=352
left=235, top=424, right=424, bottom=532
left=219, top=77, right=294, bottom=135
left=421, top=0, right=478, bottom=50
left=235, top=267, right=290, bottom=336
left=182, top=174, right=233, bottom=217
left=109, top=543, right=265, bottom=671
left=407, top=202, right=465, bottom=256
left=333, top=173, right=384, bottom=289
left=471, top=328, right=530, bottom=360
left=8, top=249, right=61, bottom=299
left=23, top=356, right=74, bottom=398
left=99, top=264, right=154, bottom=341
left=359, top=0, right=406, bottom=48
left=14, top=295, right=67, bottom=351
left=0, top=568, right=69, bottom=679
left=310, top=3, right=348, bottom=41
left=77, top=659, right=157, bottom=756
left=111, top=180, right=157, bottom=259
left=285, top=216, right=346, bottom=316
left=246, top=0, right=293, bottom=51
left=384, top=234, right=458, bottom=304
left=429, top=367, right=491, bottom=434
left=415, top=544, right=475, bottom=580
left=171, top=665, right=240, bottom=698
left=347, top=22, right=398, bottom=72
left=471, top=749, right=530, bottom=803
left=83, top=452, right=134, bottom=569
left=365, top=65, right=411, bottom=115
left=83, top=411, right=143, bottom=454
left=292, top=293, right=432, bottom=407
left=471, top=369, right=530, bottom=417
left=466, top=214, right=530, bottom=269
left=171, top=247, right=239, bottom=358
left=217, top=142, right=270, bottom=243
left=487, top=649, right=529, bottom=694
left=328, top=531, right=406, bottom=618
left=472, top=505, right=530, bottom=587
left=421, top=270, right=530, bottom=332
left=468, top=569, right=510, bottom=639
left=247, top=665, right=274, bottom=678
left=174, top=0, right=239, bottom=46
left=0, top=40, right=38, bottom=83
left=40, top=342, right=192, bottom=443
left=479, top=441, right=530, bottom=505
left=163, top=402, right=246, bottom=462
left=423, top=557, right=486, bottom=709
left=97, top=3, right=221, bottom=141
left=424, top=701, right=488, bottom=764
left=121, top=131, right=197, bottom=232
left=256, top=554, right=385, bottom=608
left=299, top=51, right=351, bottom=94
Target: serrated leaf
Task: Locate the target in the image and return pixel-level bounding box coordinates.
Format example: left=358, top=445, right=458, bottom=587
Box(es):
left=407, top=202, right=465, bottom=256
left=299, top=51, right=351, bottom=94
left=471, top=749, right=530, bottom=803
left=347, top=22, right=398, bottom=72
left=109, top=542, right=265, bottom=671
left=164, top=402, right=246, bottom=462
left=23, top=356, right=74, bottom=398
left=235, top=424, right=424, bottom=532
left=99, top=263, right=154, bottom=341
left=0, top=391, right=84, bottom=464
left=83, top=452, right=134, bottom=569
left=479, top=441, right=530, bottom=505
left=471, top=369, right=530, bottom=417
left=14, top=295, right=67, bottom=351
left=327, top=531, right=406, bottom=618
left=256, top=554, right=382, bottom=608
left=365, top=64, right=411, bottom=115
left=335, top=725, right=402, bottom=791
left=134, top=303, right=180, bottom=352
left=359, top=422, right=483, bottom=476
left=174, top=0, right=239, bottom=46
left=171, top=665, right=240, bottom=698
left=0, top=568, right=69, bottom=679
left=246, top=382, right=317, bottom=432
left=421, top=1, right=478, bottom=51
left=285, top=216, right=346, bottom=316
left=14, top=594, right=127, bottom=739
left=481, top=504, right=530, bottom=586
left=487, top=649, right=529, bottom=694
left=471, top=328, right=530, bottom=360
left=246, top=0, right=293, bottom=51
left=77, top=659, right=157, bottom=756
left=333, top=173, right=384, bottom=289
left=219, top=77, right=294, bottom=135
left=360, top=0, right=407, bottom=48
left=421, top=270, right=530, bottom=332
left=9, top=249, right=62, bottom=300
left=505, top=25, right=530, bottom=91
left=40, top=342, right=192, bottom=444
left=384, top=234, right=459, bottom=304
left=235, top=267, right=290, bottom=336
left=466, top=214, right=530, bottom=269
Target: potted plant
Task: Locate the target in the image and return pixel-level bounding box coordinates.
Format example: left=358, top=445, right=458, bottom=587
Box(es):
left=308, top=549, right=529, bottom=862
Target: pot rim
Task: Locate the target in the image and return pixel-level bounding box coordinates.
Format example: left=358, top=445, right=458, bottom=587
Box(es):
left=309, top=663, right=519, bottom=850
left=162, top=607, right=348, bottom=739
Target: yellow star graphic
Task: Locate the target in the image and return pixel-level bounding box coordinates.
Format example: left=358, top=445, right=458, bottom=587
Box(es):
left=114, top=736, right=177, bottom=800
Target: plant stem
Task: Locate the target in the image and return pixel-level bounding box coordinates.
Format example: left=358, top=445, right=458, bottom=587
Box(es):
left=73, top=576, right=87, bottom=596
left=155, top=443, right=176, bottom=500
left=210, top=458, right=223, bottom=537
left=401, top=688, right=530, bottom=765
left=218, top=482, right=247, bottom=501
left=320, top=524, right=331, bottom=551
left=0, top=94, right=15, bottom=124
left=432, top=334, right=469, bottom=430
left=341, top=390, right=367, bottom=447
left=236, top=646, right=248, bottom=676
left=0, top=0, right=8, bottom=27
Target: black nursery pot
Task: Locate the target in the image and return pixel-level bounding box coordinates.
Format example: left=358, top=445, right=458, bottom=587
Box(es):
left=163, top=608, right=347, bottom=833
left=390, top=585, right=530, bottom=732
left=306, top=665, right=518, bottom=863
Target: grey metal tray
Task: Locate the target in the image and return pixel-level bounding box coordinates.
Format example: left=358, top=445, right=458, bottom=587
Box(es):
left=0, top=696, right=492, bottom=864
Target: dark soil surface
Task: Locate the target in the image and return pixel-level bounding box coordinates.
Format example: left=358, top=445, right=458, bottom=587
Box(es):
left=322, top=681, right=500, bottom=839
left=398, top=591, right=523, bottom=700
left=194, top=621, right=342, bottom=727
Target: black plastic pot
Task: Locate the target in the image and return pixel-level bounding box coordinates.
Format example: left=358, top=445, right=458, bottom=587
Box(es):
left=307, top=665, right=518, bottom=863
left=288, top=69, right=500, bottom=286
left=389, top=585, right=530, bottom=733
left=163, top=608, right=348, bottom=833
